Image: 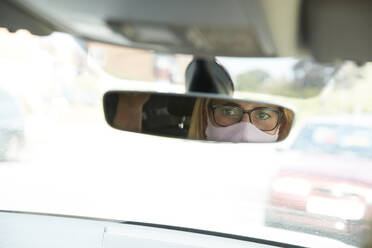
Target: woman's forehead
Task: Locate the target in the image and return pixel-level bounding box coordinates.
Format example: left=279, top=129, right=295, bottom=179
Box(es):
left=210, top=99, right=279, bottom=109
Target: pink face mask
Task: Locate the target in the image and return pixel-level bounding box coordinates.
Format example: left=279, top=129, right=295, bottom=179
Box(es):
left=205, top=119, right=279, bottom=143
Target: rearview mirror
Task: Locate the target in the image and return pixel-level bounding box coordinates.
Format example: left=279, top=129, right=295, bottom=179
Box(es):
left=103, top=91, right=295, bottom=143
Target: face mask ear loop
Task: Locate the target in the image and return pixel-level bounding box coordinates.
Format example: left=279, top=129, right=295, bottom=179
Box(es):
left=275, top=124, right=280, bottom=135
left=205, top=114, right=215, bottom=139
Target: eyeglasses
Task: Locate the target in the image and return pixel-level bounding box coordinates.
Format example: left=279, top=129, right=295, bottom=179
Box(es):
left=209, top=104, right=283, bottom=131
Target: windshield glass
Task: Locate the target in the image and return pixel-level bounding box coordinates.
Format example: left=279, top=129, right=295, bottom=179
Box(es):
left=0, top=29, right=371, bottom=247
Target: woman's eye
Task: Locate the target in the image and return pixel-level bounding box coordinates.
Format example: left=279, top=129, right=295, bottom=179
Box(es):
left=221, top=108, right=239, bottom=116
left=256, top=111, right=271, bottom=120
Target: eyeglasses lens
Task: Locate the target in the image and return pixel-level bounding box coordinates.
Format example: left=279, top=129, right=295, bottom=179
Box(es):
left=251, top=109, right=279, bottom=131
left=214, top=106, right=242, bottom=126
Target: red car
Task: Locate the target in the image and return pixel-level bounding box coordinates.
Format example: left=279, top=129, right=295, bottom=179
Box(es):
left=265, top=116, right=372, bottom=245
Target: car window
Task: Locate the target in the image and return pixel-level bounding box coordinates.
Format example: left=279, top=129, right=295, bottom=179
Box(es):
left=292, top=124, right=372, bottom=159
left=0, top=91, right=22, bottom=119
left=0, top=28, right=371, bottom=248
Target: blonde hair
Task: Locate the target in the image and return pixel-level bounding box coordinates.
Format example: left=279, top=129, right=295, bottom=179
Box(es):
left=188, top=98, right=211, bottom=140
left=188, top=98, right=294, bottom=141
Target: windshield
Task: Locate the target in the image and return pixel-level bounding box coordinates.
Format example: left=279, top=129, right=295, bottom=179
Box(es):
left=0, top=29, right=371, bottom=247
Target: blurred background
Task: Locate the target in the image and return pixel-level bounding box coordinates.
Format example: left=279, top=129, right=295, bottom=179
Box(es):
left=0, top=28, right=371, bottom=247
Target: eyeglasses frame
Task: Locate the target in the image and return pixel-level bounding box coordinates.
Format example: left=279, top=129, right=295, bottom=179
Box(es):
left=209, top=104, right=283, bottom=131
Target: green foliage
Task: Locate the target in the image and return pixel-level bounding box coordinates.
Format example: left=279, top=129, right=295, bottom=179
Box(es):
left=236, top=70, right=322, bottom=98
left=237, top=64, right=372, bottom=124
left=236, top=70, right=270, bottom=92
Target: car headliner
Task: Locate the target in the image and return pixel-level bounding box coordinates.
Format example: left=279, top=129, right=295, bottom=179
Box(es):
left=2, top=0, right=372, bottom=61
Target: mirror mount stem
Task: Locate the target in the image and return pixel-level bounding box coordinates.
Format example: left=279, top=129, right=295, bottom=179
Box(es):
left=185, top=58, right=234, bottom=95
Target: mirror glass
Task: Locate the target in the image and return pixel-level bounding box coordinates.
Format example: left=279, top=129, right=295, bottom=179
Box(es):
left=103, top=91, right=295, bottom=143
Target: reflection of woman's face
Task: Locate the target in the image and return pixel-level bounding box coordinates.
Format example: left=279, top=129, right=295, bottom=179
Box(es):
left=208, top=100, right=281, bottom=135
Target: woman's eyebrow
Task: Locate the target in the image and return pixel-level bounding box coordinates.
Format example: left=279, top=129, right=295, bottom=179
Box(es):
left=217, top=101, right=240, bottom=107
left=213, top=101, right=279, bottom=110
left=252, top=104, right=274, bottom=108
